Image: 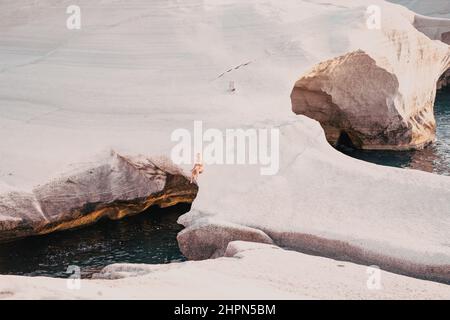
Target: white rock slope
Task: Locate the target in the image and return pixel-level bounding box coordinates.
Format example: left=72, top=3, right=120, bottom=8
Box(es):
left=179, top=118, right=450, bottom=283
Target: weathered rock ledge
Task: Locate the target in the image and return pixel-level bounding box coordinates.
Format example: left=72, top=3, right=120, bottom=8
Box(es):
left=179, top=217, right=450, bottom=284
left=177, top=119, right=450, bottom=285
left=0, top=152, right=197, bottom=242
left=291, top=14, right=450, bottom=150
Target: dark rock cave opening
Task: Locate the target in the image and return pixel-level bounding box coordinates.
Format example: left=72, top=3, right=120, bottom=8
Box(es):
left=336, top=131, right=357, bottom=149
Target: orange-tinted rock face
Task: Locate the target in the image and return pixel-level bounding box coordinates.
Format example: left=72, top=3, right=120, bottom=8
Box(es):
left=0, top=153, right=198, bottom=242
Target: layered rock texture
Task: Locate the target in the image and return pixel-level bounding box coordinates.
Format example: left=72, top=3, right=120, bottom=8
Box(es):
left=0, top=152, right=197, bottom=242
left=291, top=12, right=450, bottom=150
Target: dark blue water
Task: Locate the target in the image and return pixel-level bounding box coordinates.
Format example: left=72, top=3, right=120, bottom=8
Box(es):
left=337, top=88, right=450, bottom=176
left=0, top=203, right=190, bottom=278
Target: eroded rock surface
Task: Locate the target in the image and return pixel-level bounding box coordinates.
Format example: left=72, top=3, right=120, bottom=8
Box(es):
left=178, top=119, right=450, bottom=284
left=177, top=218, right=274, bottom=260
left=0, top=152, right=197, bottom=242
left=291, top=14, right=450, bottom=150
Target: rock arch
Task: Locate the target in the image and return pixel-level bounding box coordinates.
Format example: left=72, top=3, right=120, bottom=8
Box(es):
left=291, top=50, right=435, bottom=150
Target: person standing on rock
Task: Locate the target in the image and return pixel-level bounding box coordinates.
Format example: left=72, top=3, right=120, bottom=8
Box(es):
left=190, top=153, right=204, bottom=184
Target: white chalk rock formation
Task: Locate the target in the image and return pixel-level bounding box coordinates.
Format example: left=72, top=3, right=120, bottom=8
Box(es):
left=1, top=241, right=449, bottom=299
left=178, top=118, right=450, bottom=283
left=291, top=6, right=450, bottom=150
left=0, top=0, right=449, bottom=290
left=0, top=152, right=197, bottom=242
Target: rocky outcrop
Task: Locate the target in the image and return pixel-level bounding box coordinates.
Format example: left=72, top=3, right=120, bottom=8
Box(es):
left=0, top=152, right=198, bottom=242
left=291, top=50, right=419, bottom=149
left=291, top=15, right=450, bottom=150
left=177, top=218, right=274, bottom=260
left=178, top=119, right=450, bottom=284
